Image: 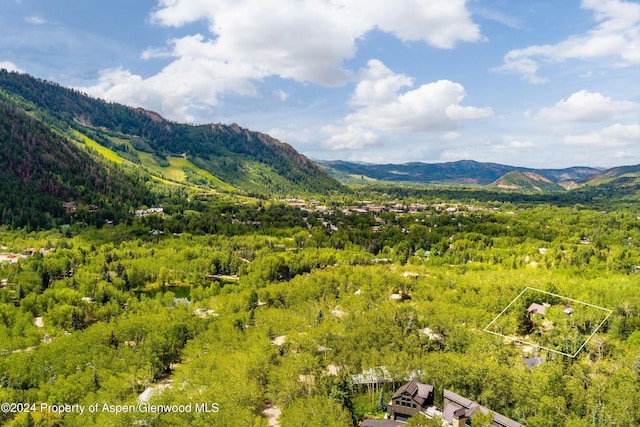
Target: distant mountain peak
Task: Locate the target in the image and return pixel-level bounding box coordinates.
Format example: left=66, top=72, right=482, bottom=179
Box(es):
left=134, top=107, right=165, bottom=124
left=489, top=171, right=564, bottom=192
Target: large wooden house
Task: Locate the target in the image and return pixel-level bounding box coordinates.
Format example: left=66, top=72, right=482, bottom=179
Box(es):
left=442, top=389, right=524, bottom=427
left=369, top=380, right=525, bottom=426
left=387, top=379, right=434, bottom=422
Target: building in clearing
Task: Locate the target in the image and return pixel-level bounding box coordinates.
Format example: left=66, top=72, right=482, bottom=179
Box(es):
left=527, top=303, right=547, bottom=316
left=387, top=379, right=434, bottom=422
left=443, top=389, right=524, bottom=427
left=364, top=380, right=525, bottom=427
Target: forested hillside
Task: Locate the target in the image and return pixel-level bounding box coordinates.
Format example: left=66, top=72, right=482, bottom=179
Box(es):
left=0, top=70, right=342, bottom=195
left=577, top=165, right=640, bottom=198
left=489, top=171, right=565, bottom=192
left=0, top=101, right=155, bottom=229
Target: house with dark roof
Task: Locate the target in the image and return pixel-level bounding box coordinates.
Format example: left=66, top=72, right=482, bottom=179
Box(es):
left=443, top=390, right=524, bottom=427
left=387, top=379, right=434, bottom=422
left=362, top=380, right=525, bottom=427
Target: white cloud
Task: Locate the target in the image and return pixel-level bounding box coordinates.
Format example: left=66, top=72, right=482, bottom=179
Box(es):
left=350, top=0, right=484, bottom=49
left=0, top=61, right=23, bottom=73
left=322, top=124, right=380, bottom=150
left=474, top=8, right=523, bottom=29
left=495, top=51, right=548, bottom=84
left=323, top=60, right=492, bottom=149
left=536, top=90, right=638, bottom=122
left=493, top=140, right=535, bottom=152
left=274, top=90, right=289, bottom=102
left=82, top=68, right=157, bottom=110
left=82, top=0, right=483, bottom=121
left=82, top=40, right=263, bottom=122
left=565, top=123, right=640, bottom=146
left=446, top=104, right=495, bottom=120
left=495, top=0, right=640, bottom=83
left=151, top=0, right=482, bottom=50
left=442, top=132, right=461, bottom=141
left=25, top=16, right=46, bottom=25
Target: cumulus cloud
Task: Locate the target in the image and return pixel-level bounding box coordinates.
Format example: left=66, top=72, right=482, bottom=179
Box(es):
left=323, top=60, right=493, bottom=149
left=151, top=0, right=482, bottom=50
left=82, top=37, right=264, bottom=122
left=493, top=140, right=535, bottom=152
left=351, top=0, right=483, bottom=48
left=536, top=90, right=639, bottom=122
left=25, top=16, right=46, bottom=25
left=81, top=68, right=164, bottom=114
left=82, top=0, right=482, bottom=121
left=565, top=123, right=640, bottom=146
left=0, top=61, right=23, bottom=73
left=322, top=124, right=380, bottom=150
left=442, top=132, right=461, bottom=141
left=274, top=90, right=289, bottom=102
left=495, top=0, right=640, bottom=83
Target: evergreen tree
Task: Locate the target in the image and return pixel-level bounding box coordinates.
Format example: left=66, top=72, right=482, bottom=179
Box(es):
left=377, top=388, right=386, bottom=412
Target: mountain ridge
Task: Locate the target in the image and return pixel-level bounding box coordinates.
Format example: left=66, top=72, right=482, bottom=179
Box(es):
left=317, top=159, right=603, bottom=185
left=488, top=171, right=566, bottom=192
left=1, top=68, right=638, bottom=213
left=0, top=69, right=342, bottom=196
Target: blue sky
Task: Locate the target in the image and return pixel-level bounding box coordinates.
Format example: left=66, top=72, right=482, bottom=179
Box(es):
left=1, top=0, right=639, bottom=168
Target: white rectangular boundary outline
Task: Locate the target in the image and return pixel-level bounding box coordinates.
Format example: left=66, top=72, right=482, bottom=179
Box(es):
left=483, top=287, right=613, bottom=358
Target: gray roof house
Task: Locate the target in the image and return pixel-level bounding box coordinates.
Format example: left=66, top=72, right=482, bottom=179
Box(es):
left=362, top=381, right=525, bottom=427
left=443, top=389, right=524, bottom=427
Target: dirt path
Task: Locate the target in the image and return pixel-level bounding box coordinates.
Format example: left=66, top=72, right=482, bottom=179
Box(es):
left=262, top=403, right=281, bottom=427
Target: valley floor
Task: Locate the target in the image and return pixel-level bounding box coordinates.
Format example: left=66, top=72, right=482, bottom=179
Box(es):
left=1, top=197, right=640, bottom=426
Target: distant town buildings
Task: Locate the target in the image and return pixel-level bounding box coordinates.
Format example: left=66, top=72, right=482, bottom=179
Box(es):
left=0, top=247, right=56, bottom=265
left=135, top=207, right=164, bottom=217
left=280, top=198, right=480, bottom=217
left=63, top=202, right=100, bottom=214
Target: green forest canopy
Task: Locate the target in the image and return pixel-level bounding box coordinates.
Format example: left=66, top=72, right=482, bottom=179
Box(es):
left=0, top=195, right=639, bottom=426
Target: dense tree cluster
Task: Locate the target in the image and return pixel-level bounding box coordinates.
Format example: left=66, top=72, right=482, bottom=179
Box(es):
left=0, top=195, right=638, bottom=426
left=0, top=101, right=155, bottom=230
